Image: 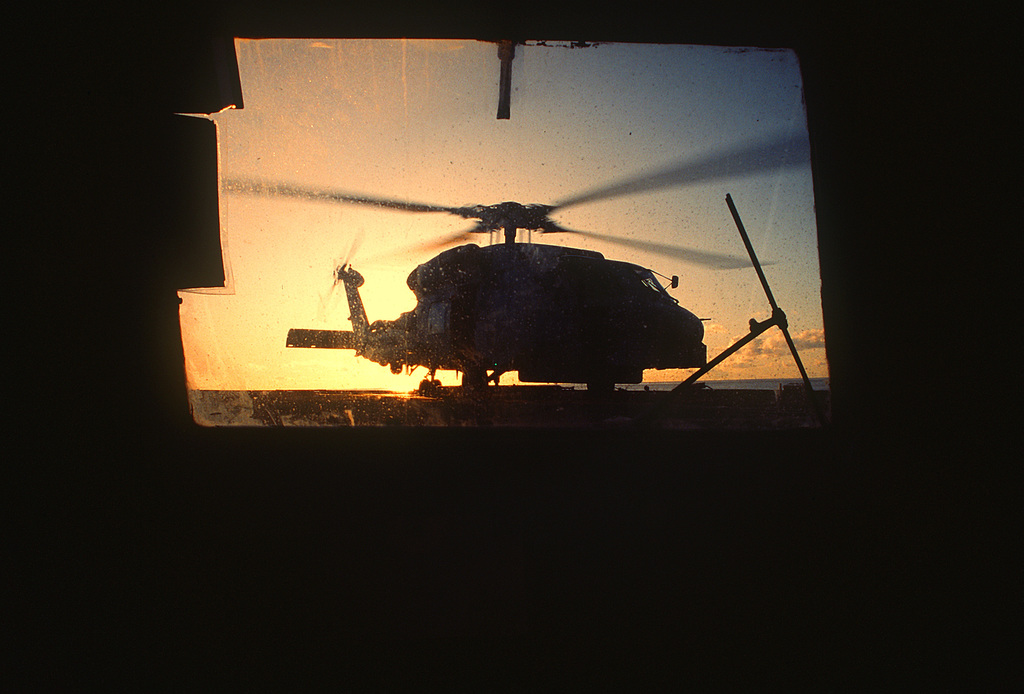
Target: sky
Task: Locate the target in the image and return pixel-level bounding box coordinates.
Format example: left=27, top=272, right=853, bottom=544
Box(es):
left=178, top=38, right=828, bottom=391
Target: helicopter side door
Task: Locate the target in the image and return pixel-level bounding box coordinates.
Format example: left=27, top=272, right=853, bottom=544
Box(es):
left=515, top=254, right=642, bottom=384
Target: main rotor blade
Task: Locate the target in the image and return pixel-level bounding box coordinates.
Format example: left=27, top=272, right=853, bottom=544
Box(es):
left=565, top=228, right=755, bottom=270
left=411, top=224, right=489, bottom=253
left=551, top=132, right=810, bottom=212
left=223, top=179, right=475, bottom=217
left=357, top=224, right=487, bottom=264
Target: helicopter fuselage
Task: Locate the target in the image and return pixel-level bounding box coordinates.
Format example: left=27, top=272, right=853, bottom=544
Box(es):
left=292, top=242, right=707, bottom=389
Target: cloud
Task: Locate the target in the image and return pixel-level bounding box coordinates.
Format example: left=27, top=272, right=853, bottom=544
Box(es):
left=732, top=328, right=824, bottom=358
left=707, top=327, right=827, bottom=377
left=790, top=328, right=826, bottom=350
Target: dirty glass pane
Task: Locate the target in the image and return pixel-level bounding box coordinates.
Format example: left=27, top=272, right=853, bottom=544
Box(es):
left=179, top=39, right=829, bottom=428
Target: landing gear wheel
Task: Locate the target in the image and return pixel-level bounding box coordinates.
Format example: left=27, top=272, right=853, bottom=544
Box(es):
left=418, top=378, right=442, bottom=396
left=461, top=367, right=488, bottom=391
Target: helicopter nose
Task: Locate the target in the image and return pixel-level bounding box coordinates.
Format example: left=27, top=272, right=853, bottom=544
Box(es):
left=654, top=307, right=706, bottom=366
left=684, top=309, right=704, bottom=340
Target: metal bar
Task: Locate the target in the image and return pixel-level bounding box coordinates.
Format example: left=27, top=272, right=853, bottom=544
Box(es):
left=634, top=316, right=779, bottom=426
left=726, top=193, right=778, bottom=310
left=671, top=317, right=777, bottom=393
left=496, top=41, right=515, bottom=119
left=778, top=324, right=830, bottom=427
left=726, top=194, right=828, bottom=428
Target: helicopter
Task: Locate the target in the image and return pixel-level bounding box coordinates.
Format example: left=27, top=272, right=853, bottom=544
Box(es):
left=224, top=133, right=811, bottom=394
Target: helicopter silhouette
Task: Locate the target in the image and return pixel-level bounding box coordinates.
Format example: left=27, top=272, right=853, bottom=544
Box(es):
left=224, top=133, right=812, bottom=394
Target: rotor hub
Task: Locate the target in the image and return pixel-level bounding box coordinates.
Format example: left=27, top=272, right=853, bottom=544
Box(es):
left=463, top=202, right=555, bottom=244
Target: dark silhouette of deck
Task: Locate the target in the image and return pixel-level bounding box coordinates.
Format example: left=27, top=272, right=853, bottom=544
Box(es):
left=189, top=385, right=830, bottom=429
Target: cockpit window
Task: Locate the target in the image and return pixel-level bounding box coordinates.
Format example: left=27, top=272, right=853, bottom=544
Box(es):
left=633, top=269, right=680, bottom=304
left=640, top=276, right=662, bottom=293
left=633, top=269, right=664, bottom=294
